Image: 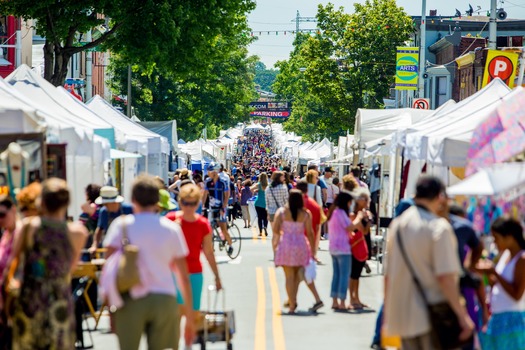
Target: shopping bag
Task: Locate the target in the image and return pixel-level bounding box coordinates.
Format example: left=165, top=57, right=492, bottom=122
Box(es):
left=304, top=258, right=317, bottom=284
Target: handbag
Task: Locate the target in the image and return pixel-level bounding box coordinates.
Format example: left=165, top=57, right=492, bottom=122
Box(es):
left=396, top=230, right=471, bottom=349
left=350, top=232, right=368, bottom=262
left=116, top=217, right=141, bottom=293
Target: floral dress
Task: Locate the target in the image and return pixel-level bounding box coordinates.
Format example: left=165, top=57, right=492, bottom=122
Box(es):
left=11, top=218, right=75, bottom=350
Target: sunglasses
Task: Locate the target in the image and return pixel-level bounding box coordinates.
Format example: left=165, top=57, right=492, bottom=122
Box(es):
left=180, top=201, right=199, bottom=207
left=0, top=212, right=7, bottom=219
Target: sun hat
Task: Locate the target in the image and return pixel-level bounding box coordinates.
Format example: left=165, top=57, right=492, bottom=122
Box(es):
left=94, top=186, right=124, bottom=205
left=158, top=189, right=177, bottom=211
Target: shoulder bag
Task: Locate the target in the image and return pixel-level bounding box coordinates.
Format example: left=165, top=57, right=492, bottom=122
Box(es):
left=270, top=186, right=282, bottom=209
left=116, top=217, right=141, bottom=293
left=396, top=230, right=471, bottom=349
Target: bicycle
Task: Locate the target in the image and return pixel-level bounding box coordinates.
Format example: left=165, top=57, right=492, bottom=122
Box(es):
left=209, top=208, right=242, bottom=260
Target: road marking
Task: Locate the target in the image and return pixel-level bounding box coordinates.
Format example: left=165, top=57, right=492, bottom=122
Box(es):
left=268, top=267, right=286, bottom=350
left=254, top=267, right=266, bottom=350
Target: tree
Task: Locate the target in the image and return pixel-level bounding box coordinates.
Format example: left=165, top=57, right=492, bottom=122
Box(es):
left=109, top=33, right=258, bottom=141
left=273, top=0, right=413, bottom=141
left=254, top=61, right=278, bottom=92
left=0, top=0, right=255, bottom=86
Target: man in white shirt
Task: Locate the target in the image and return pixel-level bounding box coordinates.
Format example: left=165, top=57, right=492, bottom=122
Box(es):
left=104, top=175, right=194, bottom=349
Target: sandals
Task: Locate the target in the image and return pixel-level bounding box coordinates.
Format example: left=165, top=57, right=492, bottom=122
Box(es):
left=310, top=301, right=324, bottom=312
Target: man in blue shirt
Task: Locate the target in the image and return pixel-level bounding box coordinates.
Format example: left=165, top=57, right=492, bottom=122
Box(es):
left=89, top=186, right=133, bottom=253
left=202, top=162, right=233, bottom=255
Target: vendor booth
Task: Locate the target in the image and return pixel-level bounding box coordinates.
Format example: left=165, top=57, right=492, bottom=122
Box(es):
left=6, top=65, right=112, bottom=219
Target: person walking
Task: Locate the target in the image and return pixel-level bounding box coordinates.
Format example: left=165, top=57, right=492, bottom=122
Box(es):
left=266, top=171, right=289, bottom=225
left=103, top=175, right=194, bottom=350
left=9, top=178, right=88, bottom=350
left=166, top=184, right=222, bottom=349
left=240, top=180, right=252, bottom=228
left=384, top=175, right=474, bottom=349
left=272, top=190, right=315, bottom=314
left=476, top=217, right=525, bottom=350
left=306, top=170, right=322, bottom=207
left=295, top=180, right=324, bottom=311
left=327, top=191, right=361, bottom=311
left=251, top=172, right=269, bottom=236
left=348, top=187, right=372, bottom=310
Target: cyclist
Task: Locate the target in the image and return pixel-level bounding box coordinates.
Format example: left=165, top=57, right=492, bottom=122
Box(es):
left=202, top=162, right=233, bottom=255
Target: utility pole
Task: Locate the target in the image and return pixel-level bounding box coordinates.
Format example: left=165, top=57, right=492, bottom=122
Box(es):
left=127, top=65, right=132, bottom=118
left=489, top=0, right=497, bottom=49
left=291, top=10, right=317, bottom=34
left=86, top=30, right=92, bottom=100
left=419, top=0, right=427, bottom=98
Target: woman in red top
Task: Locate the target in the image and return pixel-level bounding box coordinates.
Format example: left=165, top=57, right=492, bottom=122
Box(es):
left=349, top=187, right=372, bottom=309
left=166, top=184, right=222, bottom=313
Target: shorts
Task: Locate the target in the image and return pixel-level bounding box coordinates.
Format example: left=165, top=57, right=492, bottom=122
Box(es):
left=174, top=272, right=204, bottom=311
left=350, top=255, right=366, bottom=279
left=269, top=213, right=276, bottom=222
left=208, top=208, right=227, bottom=223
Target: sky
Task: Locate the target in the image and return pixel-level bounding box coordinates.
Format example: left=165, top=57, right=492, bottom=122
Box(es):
left=247, top=0, right=525, bottom=68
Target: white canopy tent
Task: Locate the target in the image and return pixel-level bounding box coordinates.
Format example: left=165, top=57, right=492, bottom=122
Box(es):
left=447, top=162, right=525, bottom=199
left=87, top=95, right=170, bottom=185
left=403, top=78, right=512, bottom=166
left=6, top=65, right=112, bottom=219
left=354, top=108, right=433, bottom=147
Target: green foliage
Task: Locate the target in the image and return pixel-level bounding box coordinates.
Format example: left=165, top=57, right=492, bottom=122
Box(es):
left=273, top=0, right=413, bottom=141
left=108, top=34, right=258, bottom=141
left=0, top=0, right=255, bottom=86
left=254, top=61, right=278, bottom=92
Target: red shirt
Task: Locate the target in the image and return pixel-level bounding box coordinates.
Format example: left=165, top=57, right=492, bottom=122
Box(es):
left=303, top=194, right=321, bottom=236
left=165, top=212, right=211, bottom=273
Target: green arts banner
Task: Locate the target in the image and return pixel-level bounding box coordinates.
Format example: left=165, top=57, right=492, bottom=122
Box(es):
left=395, top=47, right=419, bottom=90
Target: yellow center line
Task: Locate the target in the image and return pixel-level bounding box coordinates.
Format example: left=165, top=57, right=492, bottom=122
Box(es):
left=254, top=267, right=266, bottom=350
left=268, top=267, right=286, bottom=350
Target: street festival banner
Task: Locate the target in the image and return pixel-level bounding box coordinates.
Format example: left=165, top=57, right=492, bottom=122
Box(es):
left=482, top=49, right=519, bottom=88
left=395, top=47, right=419, bottom=90
left=250, top=101, right=291, bottom=118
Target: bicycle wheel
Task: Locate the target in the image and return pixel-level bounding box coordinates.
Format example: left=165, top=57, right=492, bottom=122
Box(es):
left=213, top=227, right=225, bottom=252
left=226, top=223, right=241, bottom=259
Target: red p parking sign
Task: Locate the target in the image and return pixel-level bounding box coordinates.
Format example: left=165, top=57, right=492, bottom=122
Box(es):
left=483, top=50, right=519, bottom=88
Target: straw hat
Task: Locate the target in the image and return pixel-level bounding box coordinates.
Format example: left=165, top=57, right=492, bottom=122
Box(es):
left=95, top=186, right=124, bottom=205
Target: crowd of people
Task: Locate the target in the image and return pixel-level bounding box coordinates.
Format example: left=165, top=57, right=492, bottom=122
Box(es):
left=0, top=124, right=524, bottom=350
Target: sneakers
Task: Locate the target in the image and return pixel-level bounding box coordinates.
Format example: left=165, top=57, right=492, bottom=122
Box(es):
left=227, top=245, right=234, bottom=256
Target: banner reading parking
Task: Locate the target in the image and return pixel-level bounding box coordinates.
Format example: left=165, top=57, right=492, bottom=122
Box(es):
left=395, top=47, right=419, bottom=90
left=482, top=50, right=519, bottom=88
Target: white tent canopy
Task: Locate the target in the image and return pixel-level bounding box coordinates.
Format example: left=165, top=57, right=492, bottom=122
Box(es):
left=404, top=78, right=512, bottom=166
left=87, top=95, right=169, bottom=156
left=354, top=108, right=433, bottom=146
left=6, top=65, right=112, bottom=219
left=447, top=162, right=525, bottom=198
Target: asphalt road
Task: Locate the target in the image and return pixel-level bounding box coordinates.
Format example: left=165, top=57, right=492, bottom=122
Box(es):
left=85, top=218, right=384, bottom=350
